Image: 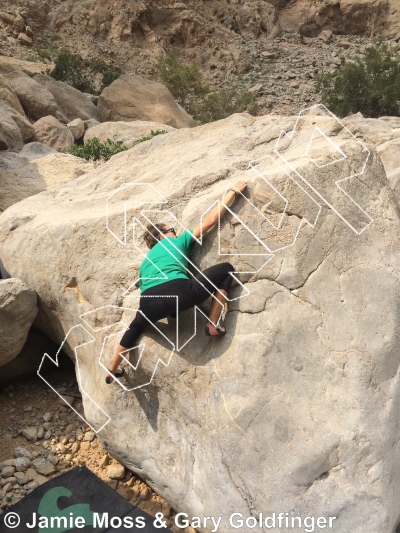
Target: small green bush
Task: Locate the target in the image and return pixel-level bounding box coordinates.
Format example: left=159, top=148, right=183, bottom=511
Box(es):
left=135, top=129, right=168, bottom=144
left=32, top=45, right=54, bottom=61
left=69, top=131, right=168, bottom=162
left=316, top=39, right=400, bottom=117
left=49, top=49, right=94, bottom=93
left=90, top=58, right=109, bottom=73
left=157, top=52, right=209, bottom=107
left=194, top=89, right=258, bottom=123
left=69, top=138, right=128, bottom=161
left=100, top=69, right=121, bottom=92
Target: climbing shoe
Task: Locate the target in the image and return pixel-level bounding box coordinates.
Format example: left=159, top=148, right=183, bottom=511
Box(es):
left=205, top=323, right=226, bottom=336
left=105, top=367, right=125, bottom=384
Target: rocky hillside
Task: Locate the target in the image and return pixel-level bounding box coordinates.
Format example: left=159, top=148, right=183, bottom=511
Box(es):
left=1, top=1, right=400, bottom=116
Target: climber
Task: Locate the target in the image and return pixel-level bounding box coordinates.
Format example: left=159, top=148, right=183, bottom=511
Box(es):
left=105, top=180, right=247, bottom=384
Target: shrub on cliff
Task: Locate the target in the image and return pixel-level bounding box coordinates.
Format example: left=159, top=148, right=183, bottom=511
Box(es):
left=49, top=50, right=94, bottom=93
left=69, top=138, right=127, bottom=161
left=195, top=89, right=258, bottom=123
left=316, top=40, right=400, bottom=118
left=157, top=52, right=209, bottom=107
left=69, top=131, right=167, bottom=162
left=50, top=51, right=122, bottom=94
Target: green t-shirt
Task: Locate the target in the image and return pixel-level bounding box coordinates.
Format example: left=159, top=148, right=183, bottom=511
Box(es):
left=139, top=229, right=195, bottom=293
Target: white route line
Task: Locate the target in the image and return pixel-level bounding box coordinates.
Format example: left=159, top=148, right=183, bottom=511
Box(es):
left=37, top=325, right=111, bottom=433
left=274, top=103, right=373, bottom=235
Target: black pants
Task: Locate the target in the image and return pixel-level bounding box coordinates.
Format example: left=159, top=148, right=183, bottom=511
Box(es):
left=120, top=262, right=234, bottom=348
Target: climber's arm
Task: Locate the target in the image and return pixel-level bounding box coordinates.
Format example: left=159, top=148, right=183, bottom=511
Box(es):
left=192, top=180, right=247, bottom=239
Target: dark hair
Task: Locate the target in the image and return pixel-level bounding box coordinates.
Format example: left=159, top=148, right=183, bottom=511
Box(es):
left=143, top=223, right=167, bottom=249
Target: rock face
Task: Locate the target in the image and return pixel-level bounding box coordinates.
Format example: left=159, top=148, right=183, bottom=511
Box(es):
left=10, top=76, right=64, bottom=121
left=0, top=100, right=34, bottom=152
left=282, top=0, right=400, bottom=38
left=0, top=73, right=25, bottom=115
left=33, top=115, right=75, bottom=153
left=0, top=149, right=95, bottom=212
left=97, top=75, right=196, bottom=128
left=83, top=120, right=175, bottom=148
left=377, top=138, right=400, bottom=202
left=34, top=76, right=100, bottom=122
left=0, top=111, right=399, bottom=533
left=0, top=279, right=37, bottom=367
left=344, top=114, right=400, bottom=205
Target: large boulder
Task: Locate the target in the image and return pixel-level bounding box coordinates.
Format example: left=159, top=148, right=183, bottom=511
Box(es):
left=0, top=326, right=60, bottom=382
left=0, top=278, right=37, bottom=366
left=0, top=100, right=34, bottom=152
left=33, top=115, right=75, bottom=153
left=34, top=75, right=100, bottom=122
left=0, top=110, right=399, bottom=533
left=0, top=56, right=51, bottom=78
left=83, top=120, right=175, bottom=148
left=0, top=73, right=25, bottom=115
left=10, top=76, right=67, bottom=122
left=0, top=149, right=94, bottom=211
left=344, top=113, right=400, bottom=145
left=97, top=75, right=196, bottom=128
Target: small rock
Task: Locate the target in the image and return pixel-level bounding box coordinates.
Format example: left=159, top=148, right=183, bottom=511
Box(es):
left=248, top=83, right=263, bottom=95
left=13, top=458, right=30, bottom=472
left=1, top=466, right=15, bottom=478
left=59, top=395, right=74, bottom=405
left=83, top=432, right=95, bottom=442
left=15, top=476, right=32, bottom=486
left=60, top=436, right=69, bottom=445
left=44, top=430, right=52, bottom=440
left=32, top=458, right=55, bottom=476
left=24, top=406, right=33, bottom=412
left=65, top=424, right=75, bottom=435
left=260, top=51, right=277, bottom=59
left=45, top=453, right=59, bottom=466
left=21, top=427, right=37, bottom=441
left=99, top=455, right=109, bottom=468
left=141, top=486, right=151, bottom=500
left=25, top=480, right=39, bottom=490
left=18, top=33, right=32, bottom=46
left=337, top=39, right=352, bottom=49
left=318, top=30, right=334, bottom=43
left=14, top=447, right=32, bottom=459
left=3, top=483, right=12, bottom=493
left=56, top=443, right=66, bottom=454
left=37, top=427, right=45, bottom=440
left=43, top=413, right=52, bottom=423
left=70, top=442, right=80, bottom=454
left=67, top=118, right=85, bottom=141
left=107, top=463, right=125, bottom=480
left=25, top=468, right=47, bottom=486
left=130, top=486, right=140, bottom=499
left=76, top=428, right=83, bottom=440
